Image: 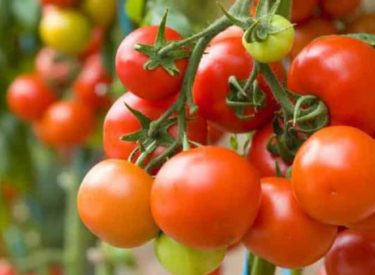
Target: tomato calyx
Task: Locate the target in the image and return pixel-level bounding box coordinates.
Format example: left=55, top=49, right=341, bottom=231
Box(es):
left=134, top=11, right=191, bottom=76
left=345, top=33, right=375, bottom=48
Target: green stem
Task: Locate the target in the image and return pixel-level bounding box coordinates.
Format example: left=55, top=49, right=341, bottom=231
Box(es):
left=145, top=141, right=180, bottom=172
left=250, top=256, right=276, bottom=275
left=95, top=261, right=114, bottom=275
left=13, top=249, right=63, bottom=272
left=290, top=269, right=303, bottom=275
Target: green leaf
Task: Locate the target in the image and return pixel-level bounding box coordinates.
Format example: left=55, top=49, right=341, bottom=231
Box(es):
left=255, top=0, right=269, bottom=19
left=275, top=0, right=292, bottom=19
left=126, top=0, right=146, bottom=23
left=345, top=33, right=375, bottom=47
left=230, top=135, right=239, bottom=151
left=121, top=131, right=145, bottom=142
left=124, top=103, right=152, bottom=129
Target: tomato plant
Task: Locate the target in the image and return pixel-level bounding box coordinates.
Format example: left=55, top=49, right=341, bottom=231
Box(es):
left=151, top=146, right=261, bottom=249
left=291, top=126, right=375, bottom=226
left=77, top=159, right=159, bottom=247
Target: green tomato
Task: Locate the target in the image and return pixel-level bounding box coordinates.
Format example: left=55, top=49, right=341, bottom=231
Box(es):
left=155, top=234, right=226, bottom=275
left=39, top=8, right=91, bottom=55
left=82, top=0, right=116, bottom=27
left=242, top=15, right=295, bottom=63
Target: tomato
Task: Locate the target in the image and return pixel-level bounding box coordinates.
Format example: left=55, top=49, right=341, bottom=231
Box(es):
left=79, top=26, right=105, bottom=59
left=348, top=212, right=375, bottom=232
left=1, top=183, right=19, bottom=204
left=291, top=126, right=375, bottom=226
left=324, top=229, right=375, bottom=275
left=116, top=26, right=188, bottom=101
left=77, top=159, right=159, bottom=248
left=82, top=0, right=116, bottom=27
left=0, top=260, right=16, bottom=275
left=7, top=74, right=56, bottom=121
left=35, top=100, right=95, bottom=147
left=73, top=54, right=112, bottom=110
left=35, top=47, right=80, bottom=88
left=247, top=123, right=289, bottom=177
left=210, top=26, right=243, bottom=45
left=289, top=18, right=337, bottom=60
left=193, top=36, right=284, bottom=133
left=288, top=35, right=375, bottom=137
left=243, top=177, right=337, bottom=268
left=151, top=146, right=261, bottom=249
left=40, top=0, right=77, bottom=7
left=242, top=15, right=295, bottom=63
left=103, top=93, right=207, bottom=160
left=155, top=234, right=226, bottom=275
left=292, top=0, right=319, bottom=23
left=320, top=0, right=361, bottom=19
left=347, top=12, right=375, bottom=34
left=39, top=8, right=91, bottom=55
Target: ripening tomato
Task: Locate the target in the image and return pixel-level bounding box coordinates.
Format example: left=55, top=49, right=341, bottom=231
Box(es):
left=347, top=12, right=375, bottom=34
left=7, top=74, right=56, bottom=121
left=324, top=229, right=375, bottom=275
left=151, top=146, right=261, bottom=249
left=289, top=18, right=338, bottom=60
left=193, top=36, right=285, bottom=133
left=116, top=26, right=188, bottom=101
left=35, top=100, right=95, bottom=147
left=288, top=36, right=375, bottom=137
left=79, top=26, right=105, bottom=59
left=292, top=0, right=318, bottom=23
left=247, top=123, right=289, bottom=177
left=320, top=0, right=361, bottom=19
left=82, top=0, right=116, bottom=27
left=40, top=0, right=77, bottom=7
left=77, top=159, right=159, bottom=247
left=243, top=177, right=337, bottom=268
left=39, top=8, right=91, bottom=55
left=73, top=54, right=112, bottom=110
left=291, top=126, right=375, bottom=226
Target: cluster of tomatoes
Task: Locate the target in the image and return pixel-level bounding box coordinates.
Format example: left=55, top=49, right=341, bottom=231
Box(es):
left=6, top=0, right=116, bottom=149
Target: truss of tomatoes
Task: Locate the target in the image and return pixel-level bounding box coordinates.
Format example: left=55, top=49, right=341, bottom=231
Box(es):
left=71, top=4, right=375, bottom=272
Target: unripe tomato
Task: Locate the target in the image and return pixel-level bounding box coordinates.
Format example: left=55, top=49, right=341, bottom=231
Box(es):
left=324, top=229, right=375, bottom=275
left=77, top=159, right=159, bottom=247
left=155, top=234, right=226, bottom=275
left=151, top=146, right=261, bottom=249
left=40, top=8, right=91, bottom=55
left=242, top=15, right=295, bottom=63
left=116, top=26, right=188, bottom=101
left=243, top=177, right=337, bottom=268
left=7, top=74, right=56, bottom=121
left=82, top=0, right=116, bottom=27
left=291, top=126, right=375, bottom=225
left=320, top=0, right=361, bottom=19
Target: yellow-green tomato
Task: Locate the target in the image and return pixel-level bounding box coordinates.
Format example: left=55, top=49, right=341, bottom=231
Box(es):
left=82, top=0, right=116, bottom=27
left=242, top=15, right=295, bottom=63
left=155, top=234, right=226, bottom=275
left=40, top=8, right=91, bottom=55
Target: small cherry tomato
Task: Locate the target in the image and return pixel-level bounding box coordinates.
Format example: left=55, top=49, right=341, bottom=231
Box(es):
left=7, top=74, right=56, bottom=121
left=39, top=8, right=91, bottom=55
left=77, top=159, right=159, bottom=248
left=242, top=15, right=295, bottom=63
left=347, top=12, right=375, bottom=34
left=151, top=146, right=261, bottom=249
left=243, top=177, right=337, bottom=268
left=291, top=126, right=375, bottom=225
left=320, top=0, right=361, bottom=19
left=291, top=0, right=319, bottom=23
left=82, top=0, right=116, bottom=27
left=210, top=26, right=243, bottom=45
left=115, top=26, right=188, bottom=101
left=324, top=229, right=375, bottom=275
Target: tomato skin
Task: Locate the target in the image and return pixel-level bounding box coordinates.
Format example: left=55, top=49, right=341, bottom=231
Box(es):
left=193, top=36, right=284, bottom=133
left=292, top=0, right=318, bottom=23
left=116, top=26, right=188, bottom=101
left=210, top=26, right=243, bottom=45
left=324, top=230, right=375, bottom=275
left=347, top=12, right=375, bottom=34
left=7, top=74, right=56, bottom=121
left=288, top=35, right=375, bottom=137
left=39, top=8, right=91, bottom=55
left=40, top=0, right=77, bottom=7
left=289, top=18, right=337, bottom=60
left=242, top=15, right=295, bottom=63
left=82, top=0, right=116, bottom=27
left=73, top=54, right=112, bottom=110
left=77, top=159, right=159, bottom=248
left=247, top=124, right=289, bottom=177
left=291, top=126, right=375, bottom=226
left=207, top=123, right=225, bottom=144
left=79, top=26, right=105, bottom=59
left=348, top=212, right=375, bottom=232
left=151, top=146, right=261, bottom=249
left=243, top=177, right=337, bottom=268
left=35, top=100, right=95, bottom=147
left=320, top=0, right=361, bottom=19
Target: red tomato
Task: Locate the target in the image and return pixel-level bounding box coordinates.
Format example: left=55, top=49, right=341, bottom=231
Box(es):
left=116, top=26, right=188, bottom=101
left=73, top=54, right=112, bottom=110
left=40, top=0, right=77, bottom=7
left=247, top=123, right=289, bottom=177
left=320, top=0, right=361, bottom=19
left=288, top=35, right=375, bottom=137
left=193, top=36, right=284, bottom=133
left=151, top=146, right=261, bottom=249
left=35, top=100, right=95, bottom=147
left=324, top=229, right=375, bottom=275
left=243, top=177, right=337, bottom=268
left=1, top=183, right=20, bottom=204
left=80, top=26, right=106, bottom=59
left=78, top=159, right=159, bottom=248
left=0, top=260, right=16, bottom=275
left=291, top=126, right=375, bottom=226
left=292, top=0, right=319, bottom=23
left=35, top=47, right=80, bottom=88
left=7, top=74, right=56, bottom=121
left=348, top=212, right=375, bottom=232
left=210, top=26, right=243, bottom=45
left=347, top=12, right=375, bottom=34
left=289, top=18, right=338, bottom=60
